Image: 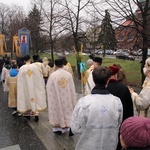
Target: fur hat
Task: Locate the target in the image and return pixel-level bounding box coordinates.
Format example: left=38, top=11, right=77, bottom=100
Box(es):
left=120, top=116, right=150, bottom=148
left=109, top=65, right=119, bottom=75
left=93, top=57, right=102, bottom=65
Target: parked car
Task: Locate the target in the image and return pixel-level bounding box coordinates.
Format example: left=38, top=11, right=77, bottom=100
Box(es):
left=137, top=49, right=150, bottom=56
left=97, top=49, right=114, bottom=55
left=116, top=49, right=129, bottom=59
left=137, top=49, right=142, bottom=56
left=97, top=50, right=103, bottom=55
left=116, top=49, right=135, bottom=60
left=105, top=50, right=114, bottom=55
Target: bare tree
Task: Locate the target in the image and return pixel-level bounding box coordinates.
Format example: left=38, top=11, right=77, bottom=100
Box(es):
left=103, top=0, right=150, bottom=83
left=32, top=0, right=66, bottom=63
left=0, top=3, right=26, bottom=54
left=0, top=3, right=12, bottom=35
left=8, top=6, right=26, bottom=53
left=59, top=0, right=92, bottom=78
left=91, top=0, right=150, bottom=83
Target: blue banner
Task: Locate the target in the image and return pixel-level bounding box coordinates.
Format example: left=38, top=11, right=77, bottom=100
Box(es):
left=79, top=62, right=87, bottom=73
left=18, top=28, right=30, bottom=57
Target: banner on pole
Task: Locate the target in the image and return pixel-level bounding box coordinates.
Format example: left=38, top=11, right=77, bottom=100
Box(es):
left=0, top=34, right=7, bottom=56
left=18, top=27, right=31, bottom=57
left=13, top=35, right=21, bottom=57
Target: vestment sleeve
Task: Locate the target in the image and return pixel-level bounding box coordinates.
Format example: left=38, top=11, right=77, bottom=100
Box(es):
left=117, top=98, right=123, bottom=126
left=135, top=88, right=150, bottom=110
left=70, top=99, right=85, bottom=134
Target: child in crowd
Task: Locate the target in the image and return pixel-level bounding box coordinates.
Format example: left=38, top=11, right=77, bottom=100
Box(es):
left=6, top=64, right=20, bottom=115
left=120, top=116, right=150, bottom=150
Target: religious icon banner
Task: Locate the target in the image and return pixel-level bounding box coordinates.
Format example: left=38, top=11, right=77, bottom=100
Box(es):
left=18, top=28, right=30, bottom=57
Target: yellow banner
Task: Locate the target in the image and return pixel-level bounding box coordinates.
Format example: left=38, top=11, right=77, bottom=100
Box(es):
left=13, top=35, right=21, bottom=57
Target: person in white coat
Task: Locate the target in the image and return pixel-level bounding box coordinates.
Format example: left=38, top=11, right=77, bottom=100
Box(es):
left=135, top=57, right=150, bottom=117
left=70, top=66, right=123, bottom=150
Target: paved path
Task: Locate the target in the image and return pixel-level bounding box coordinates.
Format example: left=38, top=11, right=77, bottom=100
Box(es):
left=28, top=93, right=82, bottom=150
left=0, top=85, right=47, bottom=150
left=0, top=83, right=82, bottom=150
left=0, top=76, right=149, bottom=150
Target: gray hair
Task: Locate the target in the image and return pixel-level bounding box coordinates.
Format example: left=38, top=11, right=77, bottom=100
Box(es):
left=87, top=59, right=93, bottom=66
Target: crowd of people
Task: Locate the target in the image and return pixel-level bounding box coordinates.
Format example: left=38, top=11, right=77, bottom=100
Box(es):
left=0, top=53, right=150, bottom=150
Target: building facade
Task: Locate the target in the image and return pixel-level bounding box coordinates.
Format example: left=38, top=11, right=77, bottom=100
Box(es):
left=115, top=0, right=150, bottom=50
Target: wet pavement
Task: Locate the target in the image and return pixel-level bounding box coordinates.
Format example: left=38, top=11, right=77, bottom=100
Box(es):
left=0, top=85, right=47, bottom=150
left=0, top=75, right=148, bottom=150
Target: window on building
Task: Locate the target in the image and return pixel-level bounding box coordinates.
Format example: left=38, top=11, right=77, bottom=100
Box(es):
left=118, top=34, right=123, bottom=41
left=127, top=32, right=133, bottom=40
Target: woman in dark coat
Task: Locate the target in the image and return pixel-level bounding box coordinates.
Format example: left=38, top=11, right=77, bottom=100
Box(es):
left=107, top=65, right=134, bottom=150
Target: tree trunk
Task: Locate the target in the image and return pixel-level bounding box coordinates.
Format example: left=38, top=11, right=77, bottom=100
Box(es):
left=50, top=41, right=54, bottom=64
left=49, top=33, right=54, bottom=64
left=141, top=36, right=148, bottom=84
left=76, top=52, right=82, bottom=79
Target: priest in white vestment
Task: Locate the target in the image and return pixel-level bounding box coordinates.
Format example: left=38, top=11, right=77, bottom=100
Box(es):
left=46, top=58, right=76, bottom=134
left=32, top=55, right=46, bottom=77
left=17, top=55, right=47, bottom=121
left=84, top=57, right=102, bottom=95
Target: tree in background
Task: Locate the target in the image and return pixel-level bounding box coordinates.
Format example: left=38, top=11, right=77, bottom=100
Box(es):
left=0, top=3, right=26, bottom=53
left=99, top=10, right=116, bottom=57
left=105, top=0, right=150, bottom=83
left=25, top=4, right=43, bottom=54
left=32, top=0, right=67, bottom=63
left=61, top=0, right=91, bottom=79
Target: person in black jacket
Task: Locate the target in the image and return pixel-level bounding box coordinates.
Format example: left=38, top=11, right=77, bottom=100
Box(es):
left=120, top=116, right=150, bottom=150
left=107, top=65, right=134, bottom=150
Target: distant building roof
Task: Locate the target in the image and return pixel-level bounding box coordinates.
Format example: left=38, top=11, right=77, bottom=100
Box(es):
left=122, top=20, right=134, bottom=26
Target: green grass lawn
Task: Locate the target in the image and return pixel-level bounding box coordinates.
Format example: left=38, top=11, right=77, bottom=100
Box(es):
left=39, top=53, right=142, bottom=88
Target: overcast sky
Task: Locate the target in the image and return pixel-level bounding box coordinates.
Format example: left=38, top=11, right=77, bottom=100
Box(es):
left=0, top=0, right=31, bottom=13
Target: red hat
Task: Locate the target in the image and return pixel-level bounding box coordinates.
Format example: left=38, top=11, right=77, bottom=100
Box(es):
left=109, top=65, right=119, bottom=75
left=120, top=116, right=150, bottom=148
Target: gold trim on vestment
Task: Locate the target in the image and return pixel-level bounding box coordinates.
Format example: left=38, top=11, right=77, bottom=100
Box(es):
left=31, top=98, right=35, bottom=103
left=17, top=107, right=47, bottom=113
left=26, top=69, right=33, bottom=77
left=58, top=77, right=68, bottom=88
